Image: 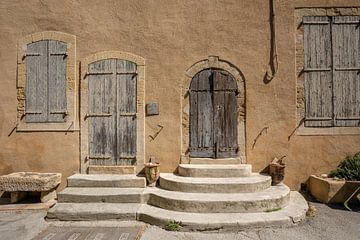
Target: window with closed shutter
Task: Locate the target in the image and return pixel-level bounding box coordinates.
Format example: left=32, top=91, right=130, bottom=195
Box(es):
left=25, top=40, right=67, bottom=123
left=303, top=16, right=360, bottom=127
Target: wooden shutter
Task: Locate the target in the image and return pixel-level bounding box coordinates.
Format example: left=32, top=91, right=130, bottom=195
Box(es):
left=189, top=69, right=214, bottom=158
left=88, top=59, right=117, bottom=165
left=332, top=16, right=360, bottom=127
left=116, top=60, right=137, bottom=165
left=25, top=40, right=48, bottom=123
left=48, top=40, right=67, bottom=122
left=303, top=16, right=333, bottom=127
left=213, top=70, right=238, bottom=158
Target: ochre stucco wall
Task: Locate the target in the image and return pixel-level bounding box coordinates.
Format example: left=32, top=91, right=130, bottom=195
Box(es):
left=0, top=0, right=359, bottom=190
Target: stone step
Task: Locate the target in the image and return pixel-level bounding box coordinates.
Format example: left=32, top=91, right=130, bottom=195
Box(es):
left=47, top=203, right=140, bottom=221
left=138, top=191, right=308, bottom=232
left=178, top=164, right=252, bottom=178
left=159, top=173, right=271, bottom=193
left=58, top=188, right=145, bottom=203
left=146, top=184, right=290, bottom=213
left=67, top=174, right=146, bottom=188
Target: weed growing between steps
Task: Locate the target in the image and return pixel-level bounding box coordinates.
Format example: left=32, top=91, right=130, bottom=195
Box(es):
left=164, top=220, right=182, bottom=231
left=264, top=207, right=282, bottom=212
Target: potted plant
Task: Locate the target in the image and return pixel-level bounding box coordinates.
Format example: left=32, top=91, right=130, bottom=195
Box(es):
left=144, top=156, right=160, bottom=187
left=269, top=156, right=286, bottom=185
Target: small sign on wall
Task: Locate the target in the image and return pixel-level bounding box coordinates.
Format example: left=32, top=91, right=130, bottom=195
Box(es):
left=146, top=102, right=159, bottom=116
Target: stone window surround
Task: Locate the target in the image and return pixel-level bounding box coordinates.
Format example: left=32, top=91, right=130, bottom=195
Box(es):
left=295, top=7, right=360, bottom=136
left=180, top=56, right=246, bottom=163
left=16, top=31, right=77, bottom=132
left=79, top=51, right=145, bottom=174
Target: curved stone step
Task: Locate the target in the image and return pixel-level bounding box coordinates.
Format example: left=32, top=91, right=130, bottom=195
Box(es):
left=146, top=184, right=290, bottom=213
left=178, top=164, right=252, bottom=178
left=159, top=173, right=271, bottom=193
left=138, top=191, right=308, bottom=232
left=67, top=174, right=146, bottom=188
left=58, top=188, right=145, bottom=203
left=47, top=203, right=140, bottom=221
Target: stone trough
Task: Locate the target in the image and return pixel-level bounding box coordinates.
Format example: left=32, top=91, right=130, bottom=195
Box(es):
left=0, top=172, right=61, bottom=204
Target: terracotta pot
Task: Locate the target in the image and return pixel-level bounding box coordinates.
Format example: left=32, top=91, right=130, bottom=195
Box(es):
left=144, top=163, right=160, bottom=186
left=269, top=163, right=285, bottom=185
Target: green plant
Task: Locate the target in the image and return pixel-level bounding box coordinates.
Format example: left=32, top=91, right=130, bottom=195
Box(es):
left=164, top=220, right=182, bottom=231
left=264, top=207, right=281, bottom=212
left=329, top=152, right=360, bottom=181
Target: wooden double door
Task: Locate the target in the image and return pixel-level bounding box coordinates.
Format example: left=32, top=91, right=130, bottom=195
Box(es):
left=87, top=59, right=137, bottom=166
left=189, top=69, right=238, bottom=158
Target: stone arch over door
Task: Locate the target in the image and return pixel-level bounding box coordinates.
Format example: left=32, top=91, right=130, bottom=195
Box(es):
left=80, top=51, right=145, bottom=174
left=181, top=56, right=246, bottom=163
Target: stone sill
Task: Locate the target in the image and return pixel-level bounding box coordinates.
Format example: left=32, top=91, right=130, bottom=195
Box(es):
left=297, top=125, right=360, bottom=136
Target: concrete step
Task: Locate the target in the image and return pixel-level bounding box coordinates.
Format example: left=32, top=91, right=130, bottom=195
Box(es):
left=178, top=164, right=252, bottom=178
left=58, top=188, right=145, bottom=203
left=67, top=174, right=146, bottom=188
left=159, top=173, right=271, bottom=193
left=138, top=191, right=308, bottom=232
left=47, top=203, right=140, bottom=221
left=146, top=184, right=290, bottom=213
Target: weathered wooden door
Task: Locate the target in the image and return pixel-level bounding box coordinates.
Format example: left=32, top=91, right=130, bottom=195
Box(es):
left=87, top=59, right=137, bottom=166
left=189, top=69, right=238, bottom=158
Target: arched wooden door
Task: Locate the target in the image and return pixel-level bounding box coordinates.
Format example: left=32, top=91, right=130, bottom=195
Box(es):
left=189, top=69, right=238, bottom=158
left=87, top=59, right=137, bottom=166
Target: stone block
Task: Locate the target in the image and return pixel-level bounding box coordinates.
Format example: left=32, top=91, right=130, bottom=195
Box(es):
left=0, top=172, right=61, bottom=192
left=308, top=175, right=360, bottom=204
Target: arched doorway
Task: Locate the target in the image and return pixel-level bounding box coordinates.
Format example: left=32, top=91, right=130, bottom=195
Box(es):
left=189, top=69, right=238, bottom=158
left=181, top=56, right=245, bottom=163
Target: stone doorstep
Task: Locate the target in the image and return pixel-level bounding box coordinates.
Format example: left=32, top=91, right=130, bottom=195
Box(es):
left=47, top=203, right=141, bottom=221
left=178, top=164, right=252, bottom=178
left=48, top=192, right=308, bottom=231
left=146, top=184, right=290, bottom=213
left=137, top=191, right=308, bottom=232
left=159, top=173, right=271, bottom=193
left=56, top=184, right=290, bottom=213
left=58, top=188, right=145, bottom=203
left=67, top=174, right=146, bottom=188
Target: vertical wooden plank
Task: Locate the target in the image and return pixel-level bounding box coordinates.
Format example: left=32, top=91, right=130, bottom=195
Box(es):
left=189, top=73, right=198, bottom=151
left=25, top=40, right=48, bottom=123
left=333, top=16, right=360, bottom=126
left=88, top=59, right=117, bottom=165
left=303, top=16, right=333, bottom=127
left=189, top=69, right=214, bottom=157
left=117, top=60, right=137, bottom=165
left=48, top=40, right=67, bottom=122
left=213, top=70, right=238, bottom=158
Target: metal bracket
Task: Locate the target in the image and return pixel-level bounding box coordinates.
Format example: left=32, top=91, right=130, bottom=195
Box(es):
left=84, top=113, right=112, bottom=120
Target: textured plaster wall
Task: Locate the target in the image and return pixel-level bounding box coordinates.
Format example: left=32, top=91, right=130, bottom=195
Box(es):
left=0, top=0, right=360, bottom=190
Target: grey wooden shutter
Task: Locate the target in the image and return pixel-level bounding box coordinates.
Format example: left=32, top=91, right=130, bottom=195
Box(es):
left=25, top=40, right=48, bottom=123
left=88, top=59, right=117, bottom=165
left=332, top=16, right=360, bottom=127
left=116, top=60, right=137, bottom=165
left=213, top=70, right=238, bottom=158
left=48, top=40, right=67, bottom=122
left=303, top=16, right=333, bottom=127
left=189, top=69, right=214, bottom=158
